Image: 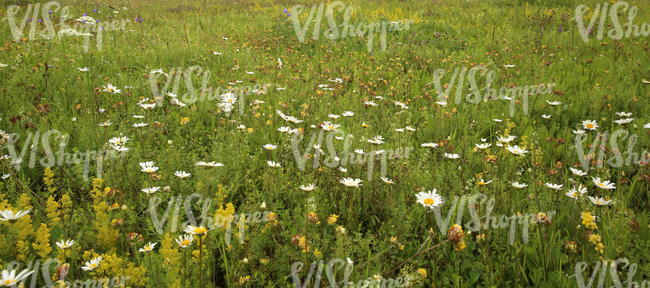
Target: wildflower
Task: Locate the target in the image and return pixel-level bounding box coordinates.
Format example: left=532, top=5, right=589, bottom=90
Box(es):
left=327, top=214, right=338, bottom=225
left=581, top=212, right=598, bottom=230
left=588, top=196, right=615, bottom=206
left=544, top=183, right=563, bottom=190
left=569, top=167, right=587, bottom=176
left=592, top=177, right=616, bottom=189
left=380, top=177, right=393, bottom=184
left=443, top=153, right=460, bottom=159
left=184, top=225, right=213, bottom=235
left=564, top=241, right=577, bottom=253
left=175, top=171, right=191, bottom=178
left=141, top=187, right=160, bottom=194
left=267, top=161, right=281, bottom=168
left=595, top=243, right=605, bottom=253
left=238, top=276, right=250, bottom=285
left=336, top=226, right=347, bottom=234
left=421, top=143, right=439, bottom=148
left=415, top=190, right=444, bottom=209
left=566, top=185, right=587, bottom=199
left=448, top=224, right=466, bottom=251
left=477, top=179, right=492, bottom=186
left=340, top=177, right=362, bottom=187
left=307, top=212, right=319, bottom=223
left=0, top=209, right=30, bottom=223
left=299, top=184, right=317, bottom=191
left=139, top=242, right=157, bottom=252
left=505, top=145, right=529, bottom=156
left=0, top=269, right=34, bottom=286
left=497, top=135, right=517, bottom=143
left=98, top=121, right=112, bottom=127
left=573, top=129, right=586, bottom=135
left=511, top=182, right=528, bottom=188
left=102, top=83, right=122, bottom=94
left=417, top=268, right=427, bottom=278
left=81, top=257, right=103, bottom=271
left=546, top=100, right=561, bottom=106
left=263, top=144, right=277, bottom=150
left=475, top=143, right=491, bottom=149
left=613, top=118, right=634, bottom=125
left=56, top=240, right=75, bottom=249
left=132, top=123, right=148, bottom=128
left=582, top=120, right=598, bottom=130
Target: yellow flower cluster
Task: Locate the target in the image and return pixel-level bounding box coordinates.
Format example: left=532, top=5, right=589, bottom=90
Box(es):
left=90, top=179, right=118, bottom=250
left=581, top=212, right=598, bottom=230
left=448, top=224, right=467, bottom=251
left=43, top=167, right=56, bottom=193
left=160, top=233, right=180, bottom=274
left=33, top=223, right=52, bottom=259
left=214, top=203, right=236, bottom=231
left=45, top=196, right=60, bottom=227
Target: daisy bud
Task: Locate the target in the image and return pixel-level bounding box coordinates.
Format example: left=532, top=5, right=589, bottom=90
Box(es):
left=163, top=186, right=170, bottom=192
left=242, top=258, right=248, bottom=264
left=260, top=202, right=266, bottom=210
left=168, top=140, right=172, bottom=145
left=121, top=204, right=127, bottom=210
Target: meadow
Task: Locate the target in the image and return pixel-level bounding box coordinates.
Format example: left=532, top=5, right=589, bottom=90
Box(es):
left=1, top=0, right=650, bottom=287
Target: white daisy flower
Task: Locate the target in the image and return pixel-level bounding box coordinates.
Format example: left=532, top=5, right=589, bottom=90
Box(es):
left=340, top=177, right=362, bottom=187
left=415, top=189, right=444, bottom=209
left=174, top=171, right=191, bottom=178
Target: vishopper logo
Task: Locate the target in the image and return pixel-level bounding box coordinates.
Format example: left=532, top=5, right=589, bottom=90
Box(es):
left=4, top=257, right=130, bottom=288
left=148, top=193, right=273, bottom=245
left=290, top=129, right=413, bottom=181
left=427, top=193, right=555, bottom=245
left=569, top=258, right=644, bottom=288
left=1, top=129, right=125, bottom=181
left=573, top=1, right=650, bottom=43
left=288, top=1, right=416, bottom=53
left=148, top=66, right=275, bottom=115
left=427, top=65, right=556, bottom=117
left=3, top=2, right=131, bottom=52
left=572, top=129, right=650, bottom=170
left=288, top=258, right=413, bottom=288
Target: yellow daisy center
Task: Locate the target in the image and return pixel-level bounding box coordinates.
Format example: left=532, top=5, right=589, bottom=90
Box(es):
left=193, top=227, right=208, bottom=234
left=90, top=263, right=97, bottom=269
left=573, top=193, right=577, bottom=197
left=586, top=124, right=594, bottom=128
left=598, top=183, right=604, bottom=186
left=181, top=240, right=191, bottom=246
left=424, top=198, right=434, bottom=205
left=329, top=126, right=335, bottom=130
left=513, top=150, right=519, bottom=153
left=4, top=280, right=17, bottom=285
left=478, top=182, right=485, bottom=186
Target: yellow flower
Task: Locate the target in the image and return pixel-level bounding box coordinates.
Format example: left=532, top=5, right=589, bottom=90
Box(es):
left=327, top=214, right=338, bottom=225
left=247, top=128, right=254, bottom=133
left=589, top=234, right=601, bottom=245
left=595, top=243, right=605, bottom=254
left=180, top=117, right=190, bottom=125
left=417, top=268, right=427, bottom=278
left=581, top=212, right=598, bottom=230
left=32, top=223, right=52, bottom=259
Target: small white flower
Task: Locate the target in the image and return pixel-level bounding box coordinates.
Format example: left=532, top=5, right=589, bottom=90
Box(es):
left=544, top=183, right=563, bottom=190
left=267, top=161, right=281, bottom=168
left=174, top=171, right=191, bottom=178
left=546, top=100, right=561, bottom=106
left=511, top=182, right=528, bottom=189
